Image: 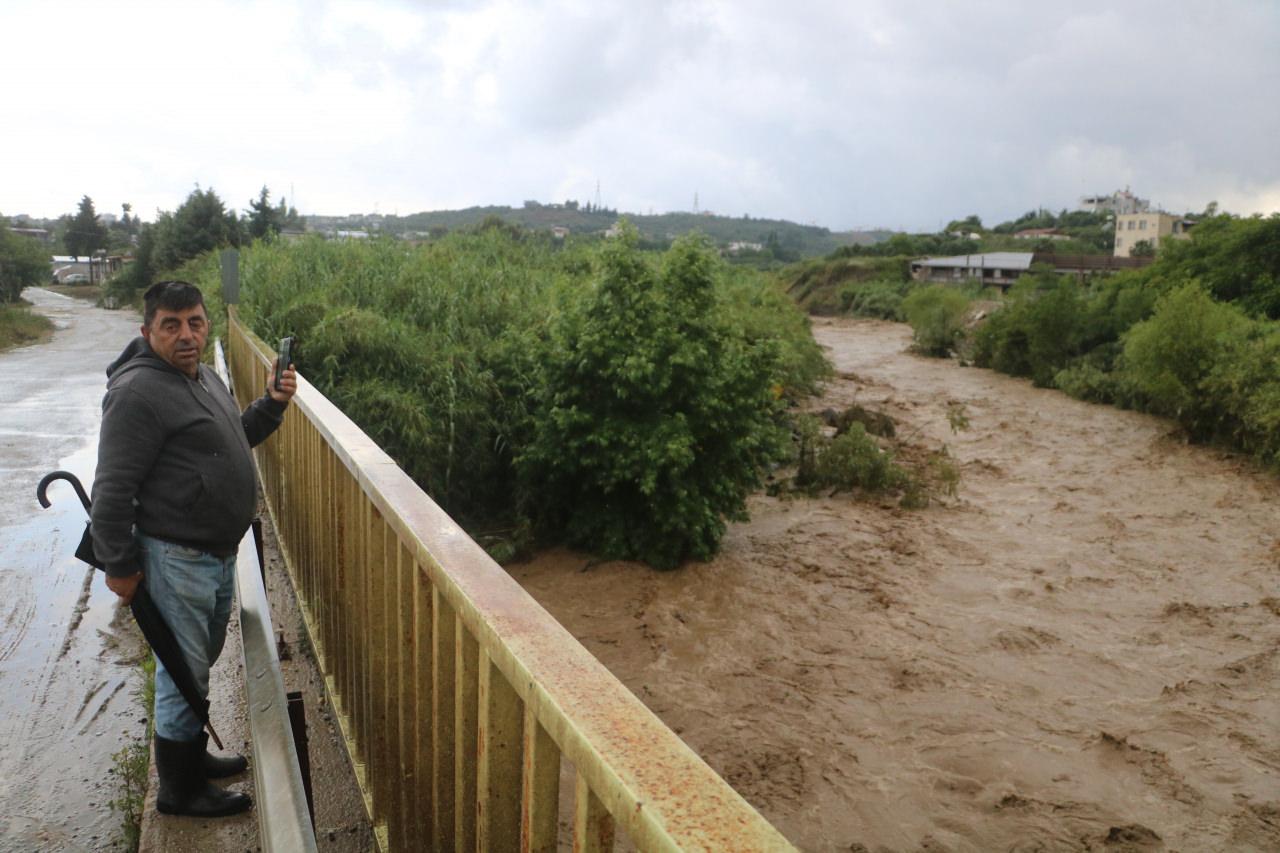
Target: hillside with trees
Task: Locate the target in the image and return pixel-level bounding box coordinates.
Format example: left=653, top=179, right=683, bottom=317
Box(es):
left=307, top=202, right=885, bottom=261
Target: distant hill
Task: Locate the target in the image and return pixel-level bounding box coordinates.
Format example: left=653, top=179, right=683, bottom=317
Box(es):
left=305, top=204, right=888, bottom=259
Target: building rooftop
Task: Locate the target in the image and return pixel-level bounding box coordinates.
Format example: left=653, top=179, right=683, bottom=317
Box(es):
left=911, top=252, right=1035, bottom=270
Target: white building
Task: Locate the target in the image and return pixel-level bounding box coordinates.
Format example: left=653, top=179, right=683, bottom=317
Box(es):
left=1080, top=188, right=1149, bottom=215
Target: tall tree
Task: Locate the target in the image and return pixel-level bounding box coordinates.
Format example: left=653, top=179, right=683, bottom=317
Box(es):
left=276, top=195, right=302, bottom=231
left=246, top=185, right=282, bottom=239
left=65, top=195, right=109, bottom=257
left=152, top=187, right=242, bottom=271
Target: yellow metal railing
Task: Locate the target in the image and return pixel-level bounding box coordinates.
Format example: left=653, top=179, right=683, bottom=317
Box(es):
left=226, top=308, right=795, bottom=852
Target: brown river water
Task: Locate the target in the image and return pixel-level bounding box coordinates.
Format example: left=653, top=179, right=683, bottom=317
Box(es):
left=512, top=317, right=1280, bottom=852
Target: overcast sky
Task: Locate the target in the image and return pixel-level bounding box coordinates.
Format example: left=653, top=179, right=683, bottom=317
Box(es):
left=3, top=0, right=1278, bottom=232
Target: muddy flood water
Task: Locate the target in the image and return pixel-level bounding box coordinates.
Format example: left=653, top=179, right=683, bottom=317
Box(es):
left=512, top=317, right=1280, bottom=852
left=0, top=289, right=147, bottom=851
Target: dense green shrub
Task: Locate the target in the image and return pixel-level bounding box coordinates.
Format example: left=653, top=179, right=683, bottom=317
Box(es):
left=519, top=230, right=789, bottom=568
left=795, top=415, right=904, bottom=492
left=792, top=412, right=962, bottom=507
left=972, top=271, right=1090, bottom=385
left=808, top=424, right=907, bottom=492
left=717, top=265, right=831, bottom=401
left=1120, top=283, right=1253, bottom=439
left=1150, top=213, right=1280, bottom=319
left=0, top=220, right=49, bottom=303
left=901, top=285, right=970, bottom=356
left=191, top=226, right=826, bottom=566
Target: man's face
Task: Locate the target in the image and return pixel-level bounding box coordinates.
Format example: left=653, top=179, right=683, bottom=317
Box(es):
left=142, top=305, right=209, bottom=378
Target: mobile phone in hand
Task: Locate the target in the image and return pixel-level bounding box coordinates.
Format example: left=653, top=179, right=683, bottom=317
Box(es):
left=274, top=337, right=294, bottom=390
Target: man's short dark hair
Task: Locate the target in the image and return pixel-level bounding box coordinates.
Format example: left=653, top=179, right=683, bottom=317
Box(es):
left=143, top=281, right=206, bottom=327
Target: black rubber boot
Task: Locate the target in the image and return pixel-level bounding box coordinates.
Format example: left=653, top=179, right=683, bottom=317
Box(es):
left=155, top=733, right=253, bottom=817
left=203, top=746, right=248, bottom=779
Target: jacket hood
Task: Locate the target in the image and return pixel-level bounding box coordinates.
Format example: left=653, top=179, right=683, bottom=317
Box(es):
left=105, top=336, right=174, bottom=380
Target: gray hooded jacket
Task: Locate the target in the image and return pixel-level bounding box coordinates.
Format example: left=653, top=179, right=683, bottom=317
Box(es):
left=90, top=337, right=286, bottom=577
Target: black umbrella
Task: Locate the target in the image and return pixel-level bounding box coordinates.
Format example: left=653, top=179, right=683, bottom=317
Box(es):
left=37, top=470, right=225, bottom=750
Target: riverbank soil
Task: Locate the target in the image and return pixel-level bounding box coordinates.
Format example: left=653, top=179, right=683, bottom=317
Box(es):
left=511, top=317, right=1280, bottom=852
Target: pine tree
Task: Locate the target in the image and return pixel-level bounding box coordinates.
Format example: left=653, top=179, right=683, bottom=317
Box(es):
left=65, top=195, right=108, bottom=257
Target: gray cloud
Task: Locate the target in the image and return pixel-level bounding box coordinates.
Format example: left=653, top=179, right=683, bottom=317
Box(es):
left=3, top=0, right=1276, bottom=229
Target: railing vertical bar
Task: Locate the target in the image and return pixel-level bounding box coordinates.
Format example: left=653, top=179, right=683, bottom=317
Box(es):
left=412, top=558, right=434, bottom=847
left=395, top=540, right=417, bottom=849
left=302, top=422, right=314, bottom=601
left=454, top=622, right=479, bottom=852
left=305, top=421, right=318, bottom=611
left=350, top=475, right=368, bottom=773
left=478, top=653, right=524, bottom=850
left=381, top=522, right=404, bottom=848
left=432, top=589, right=457, bottom=852
left=573, top=771, right=615, bottom=853
left=366, top=507, right=390, bottom=831
left=360, top=498, right=380, bottom=826
left=334, top=460, right=352, bottom=738
left=521, top=704, right=560, bottom=853
left=324, top=443, right=340, bottom=686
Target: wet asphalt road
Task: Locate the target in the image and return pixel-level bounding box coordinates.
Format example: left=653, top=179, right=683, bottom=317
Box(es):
left=0, top=289, right=147, bottom=850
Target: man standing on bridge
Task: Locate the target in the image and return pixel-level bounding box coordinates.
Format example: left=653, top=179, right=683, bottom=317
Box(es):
left=90, top=280, right=296, bottom=818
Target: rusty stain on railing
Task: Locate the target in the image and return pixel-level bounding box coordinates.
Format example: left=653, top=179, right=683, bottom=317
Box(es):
left=226, top=307, right=795, bottom=852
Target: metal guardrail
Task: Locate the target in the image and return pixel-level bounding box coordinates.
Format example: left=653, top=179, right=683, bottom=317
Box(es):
left=225, top=307, right=795, bottom=851
left=215, top=340, right=319, bottom=853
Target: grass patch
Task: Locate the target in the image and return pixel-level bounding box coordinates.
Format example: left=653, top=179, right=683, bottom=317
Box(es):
left=0, top=300, right=54, bottom=352
left=784, top=402, right=967, bottom=508
left=47, top=283, right=103, bottom=303
left=781, top=256, right=912, bottom=315
left=108, top=655, right=154, bottom=851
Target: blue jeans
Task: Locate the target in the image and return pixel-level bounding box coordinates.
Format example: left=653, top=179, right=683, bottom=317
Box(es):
left=138, top=533, right=236, bottom=742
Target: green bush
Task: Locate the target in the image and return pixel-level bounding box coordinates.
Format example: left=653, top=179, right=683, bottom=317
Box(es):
left=1120, top=283, right=1252, bottom=439
left=795, top=416, right=907, bottom=492
left=717, top=264, right=831, bottom=401
left=901, top=284, right=970, bottom=356
left=1052, top=362, right=1121, bottom=404
left=971, top=268, right=1092, bottom=385
left=0, top=220, right=49, bottom=303
left=191, top=226, right=824, bottom=567
left=1151, top=213, right=1280, bottom=319
left=519, top=229, right=789, bottom=568
left=1201, top=325, right=1280, bottom=464
left=810, top=424, right=907, bottom=492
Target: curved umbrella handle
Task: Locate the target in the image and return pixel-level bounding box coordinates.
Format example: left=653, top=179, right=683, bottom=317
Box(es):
left=37, top=470, right=92, bottom=512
